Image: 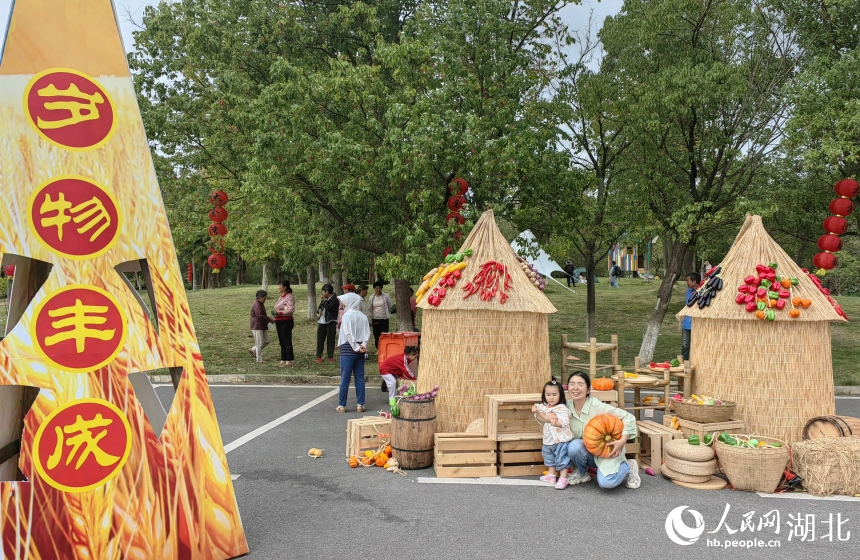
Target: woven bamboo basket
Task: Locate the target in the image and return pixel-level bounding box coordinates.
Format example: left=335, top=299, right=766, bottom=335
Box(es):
left=793, top=436, right=860, bottom=497
left=678, top=215, right=844, bottom=444
left=673, top=400, right=736, bottom=423
left=715, top=436, right=789, bottom=493
left=416, top=209, right=556, bottom=432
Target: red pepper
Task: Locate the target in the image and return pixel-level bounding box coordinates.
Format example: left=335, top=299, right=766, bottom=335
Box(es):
left=776, top=299, right=786, bottom=310
left=756, top=288, right=767, bottom=298
left=745, top=301, right=758, bottom=312
left=453, top=270, right=461, bottom=279
left=737, top=285, right=749, bottom=293
left=745, top=294, right=755, bottom=303
left=778, top=289, right=790, bottom=299
left=735, top=293, right=747, bottom=305
left=765, top=272, right=777, bottom=281
left=439, top=288, right=447, bottom=298
left=744, top=275, right=757, bottom=285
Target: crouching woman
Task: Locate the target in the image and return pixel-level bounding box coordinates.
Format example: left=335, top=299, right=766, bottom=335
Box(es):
left=537, top=371, right=640, bottom=489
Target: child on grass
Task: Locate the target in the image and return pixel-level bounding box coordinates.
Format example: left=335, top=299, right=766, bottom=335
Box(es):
left=532, top=379, right=574, bottom=489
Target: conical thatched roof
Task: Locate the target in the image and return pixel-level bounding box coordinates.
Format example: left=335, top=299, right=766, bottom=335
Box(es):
left=417, top=209, right=557, bottom=313
left=677, top=215, right=845, bottom=322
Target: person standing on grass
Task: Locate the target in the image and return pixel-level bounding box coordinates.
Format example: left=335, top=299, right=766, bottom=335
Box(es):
left=609, top=261, right=622, bottom=288
left=249, top=290, right=273, bottom=363
left=564, top=260, right=576, bottom=287
left=682, top=272, right=701, bottom=361
left=273, top=280, right=295, bottom=367
left=316, top=284, right=339, bottom=363
left=337, top=283, right=356, bottom=328
left=358, top=284, right=372, bottom=321
left=336, top=292, right=370, bottom=413
left=369, top=281, right=392, bottom=353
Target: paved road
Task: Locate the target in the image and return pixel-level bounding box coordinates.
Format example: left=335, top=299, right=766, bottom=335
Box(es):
left=155, top=385, right=860, bottom=559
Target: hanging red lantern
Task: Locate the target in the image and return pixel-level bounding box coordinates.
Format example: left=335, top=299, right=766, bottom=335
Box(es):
left=208, top=207, right=228, bottom=222
left=823, top=216, right=848, bottom=235
left=187, top=263, right=193, bottom=283
left=446, top=211, right=465, bottom=225
left=208, top=253, right=227, bottom=270
left=447, top=195, right=467, bottom=212
left=829, top=198, right=855, bottom=217
left=208, top=222, right=227, bottom=237
left=813, top=252, right=837, bottom=270
left=3, top=265, right=14, bottom=277
left=442, top=246, right=453, bottom=258
left=449, top=178, right=468, bottom=196
left=208, top=238, right=226, bottom=253
left=209, top=190, right=229, bottom=206
left=834, top=178, right=859, bottom=198
left=817, top=234, right=843, bottom=253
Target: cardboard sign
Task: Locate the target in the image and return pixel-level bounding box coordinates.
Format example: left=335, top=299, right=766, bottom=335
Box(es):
left=0, top=1, right=248, bottom=558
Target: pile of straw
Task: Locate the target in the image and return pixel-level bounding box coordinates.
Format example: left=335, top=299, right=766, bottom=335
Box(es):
left=417, top=209, right=556, bottom=432
left=793, top=436, right=860, bottom=497
left=678, top=215, right=842, bottom=444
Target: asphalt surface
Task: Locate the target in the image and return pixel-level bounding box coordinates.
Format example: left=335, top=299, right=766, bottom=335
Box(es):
left=155, top=385, right=860, bottom=560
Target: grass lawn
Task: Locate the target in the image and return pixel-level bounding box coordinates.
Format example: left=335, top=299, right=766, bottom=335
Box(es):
left=185, top=279, right=860, bottom=385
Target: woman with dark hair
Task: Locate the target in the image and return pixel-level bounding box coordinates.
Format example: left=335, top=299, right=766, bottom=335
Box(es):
left=368, top=281, right=392, bottom=352
left=535, top=371, right=640, bottom=489
left=316, top=284, right=339, bottom=363
left=378, top=345, right=420, bottom=398
left=273, top=279, right=295, bottom=367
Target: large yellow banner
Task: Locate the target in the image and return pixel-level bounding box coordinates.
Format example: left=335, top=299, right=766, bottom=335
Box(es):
left=0, top=1, right=249, bottom=558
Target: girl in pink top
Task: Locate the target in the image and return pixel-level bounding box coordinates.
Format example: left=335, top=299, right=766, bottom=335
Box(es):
left=273, top=280, right=296, bottom=366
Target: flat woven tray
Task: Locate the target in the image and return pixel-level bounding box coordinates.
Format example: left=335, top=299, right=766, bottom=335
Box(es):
left=611, top=374, right=659, bottom=385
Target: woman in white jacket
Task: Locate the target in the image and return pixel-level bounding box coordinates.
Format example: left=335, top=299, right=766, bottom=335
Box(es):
left=336, top=293, right=371, bottom=413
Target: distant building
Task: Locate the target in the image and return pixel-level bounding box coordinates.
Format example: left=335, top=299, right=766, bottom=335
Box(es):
left=608, top=241, right=643, bottom=274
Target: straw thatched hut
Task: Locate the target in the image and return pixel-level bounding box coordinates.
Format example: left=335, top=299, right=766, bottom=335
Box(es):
left=416, top=209, right=557, bottom=432
left=677, top=215, right=846, bottom=444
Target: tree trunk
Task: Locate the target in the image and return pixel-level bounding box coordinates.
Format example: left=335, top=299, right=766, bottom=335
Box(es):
left=191, top=260, right=197, bottom=291
left=319, top=260, right=330, bottom=284
left=306, top=266, right=317, bottom=320
left=638, top=240, right=689, bottom=363
left=261, top=263, right=269, bottom=291
left=333, top=270, right=344, bottom=295
left=201, top=262, right=207, bottom=289
left=585, top=255, right=597, bottom=340
left=662, top=231, right=674, bottom=276
left=393, top=278, right=412, bottom=332
left=682, top=243, right=696, bottom=278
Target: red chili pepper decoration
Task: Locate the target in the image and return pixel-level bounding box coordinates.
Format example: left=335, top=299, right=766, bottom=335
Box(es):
left=463, top=260, right=511, bottom=303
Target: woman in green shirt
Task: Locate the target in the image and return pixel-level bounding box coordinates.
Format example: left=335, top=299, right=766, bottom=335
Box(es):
left=536, top=371, right=640, bottom=489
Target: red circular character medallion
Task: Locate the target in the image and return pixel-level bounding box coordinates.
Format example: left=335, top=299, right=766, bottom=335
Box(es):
left=32, top=398, right=132, bottom=493
left=32, top=285, right=128, bottom=373
left=28, top=175, right=122, bottom=259
left=23, top=68, right=116, bottom=151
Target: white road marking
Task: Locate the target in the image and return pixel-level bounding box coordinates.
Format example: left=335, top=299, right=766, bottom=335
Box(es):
left=223, top=389, right=339, bottom=454
left=231, top=474, right=241, bottom=480
left=756, top=492, right=860, bottom=502
left=153, top=384, right=338, bottom=389
left=417, top=477, right=550, bottom=486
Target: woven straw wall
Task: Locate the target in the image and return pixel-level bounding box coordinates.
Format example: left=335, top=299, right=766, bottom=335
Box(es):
left=417, top=309, right=550, bottom=432
left=690, top=317, right=835, bottom=444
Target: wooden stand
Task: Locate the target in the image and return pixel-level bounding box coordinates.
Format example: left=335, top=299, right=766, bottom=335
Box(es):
left=636, top=420, right=683, bottom=475
left=617, top=357, right=672, bottom=420
left=560, top=334, right=620, bottom=381
left=662, top=414, right=745, bottom=439
left=484, top=394, right=542, bottom=441
left=434, top=433, right=497, bottom=478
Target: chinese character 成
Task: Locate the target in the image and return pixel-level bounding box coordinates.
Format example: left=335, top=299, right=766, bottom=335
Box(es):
left=39, top=193, right=111, bottom=242
left=46, top=413, right=120, bottom=470
left=44, top=299, right=116, bottom=352
left=36, top=83, right=105, bottom=129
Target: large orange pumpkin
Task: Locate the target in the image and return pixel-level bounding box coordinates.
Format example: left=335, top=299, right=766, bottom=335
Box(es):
left=592, top=377, right=615, bottom=391
left=583, top=414, right=624, bottom=458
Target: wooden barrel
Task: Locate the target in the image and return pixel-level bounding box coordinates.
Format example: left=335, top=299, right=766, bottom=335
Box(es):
left=803, top=416, right=860, bottom=440
left=391, top=399, right=436, bottom=469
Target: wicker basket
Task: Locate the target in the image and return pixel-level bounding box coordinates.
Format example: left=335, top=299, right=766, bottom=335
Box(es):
left=715, top=436, right=789, bottom=493
left=673, top=400, right=736, bottom=423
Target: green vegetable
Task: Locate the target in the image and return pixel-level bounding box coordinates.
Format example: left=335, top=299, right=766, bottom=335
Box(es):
left=444, top=254, right=456, bottom=263
left=790, top=277, right=799, bottom=286
left=760, top=279, right=771, bottom=288
left=670, top=359, right=680, bottom=367
left=688, top=435, right=700, bottom=446
left=455, top=252, right=464, bottom=262
left=771, top=442, right=782, bottom=448
left=718, top=432, right=737, bottom=446
left=704, top=434, right=713, bottom=445
left=757, top=301, right=767, bottom=311
left=463, top=248, right=473, bottom=257
left=749, top=438, right=759, bottom=447
left=766, top=309, right=776, bottom=321
left=390, top=404, right=400, bottom=417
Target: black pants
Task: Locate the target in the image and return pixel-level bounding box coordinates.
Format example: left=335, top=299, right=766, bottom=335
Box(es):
left=567, top=275, right=574, bottom=287
left=275, top=319, right=295, bottom=361
left=316, top=322, right=336, bottom=358
left=372, top=318, right=389, bottom=350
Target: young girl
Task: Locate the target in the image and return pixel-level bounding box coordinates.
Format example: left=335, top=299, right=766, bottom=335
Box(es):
left=378, top=346, right=419, bottom=399
left=532, top=379, right=574, bottom=489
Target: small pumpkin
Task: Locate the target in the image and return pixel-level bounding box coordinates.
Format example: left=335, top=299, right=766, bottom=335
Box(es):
left=364, top=450, right=375, bottom=458
left=592, top=377, right=615, bottom=391
left=789, top=309, right=801, bottom=318
left=375, top=452, right=389, bottom=467
left=801, top=298, right=812, bottom=308
left=349, top=456, right=359, bottom=468
left=755, top=310, right=766, bottom=320
left=384, top=444, right=392, bottom=456
left=791, top=296, right=803, bottom=306
left=583, top=414, right=624, bottom=458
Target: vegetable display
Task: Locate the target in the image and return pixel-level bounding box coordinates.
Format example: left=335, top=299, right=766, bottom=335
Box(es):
left=390, top=384, right=439, bottom=417
left=583, top=414, right=624, bottom=458
left=806, top=268, right=849, bottom=320
left=415, top=248, right=473, bottom=305
left=735, top=262, right=806, bottom=320
left=682, top=394, right=725, bottom=406
left=514, top=256, right=546, bottom=291
left=686, top=265, right=724, bottom=308
left=462, top=261, right=512, bottom=303
left=717, top=432, right=782, bottom=449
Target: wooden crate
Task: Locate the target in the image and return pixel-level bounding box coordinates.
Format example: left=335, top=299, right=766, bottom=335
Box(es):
left=434, top=433, right=497, bottom=478
left=346, top=417, right=391, bottom=458
left=636, top=420, right=683, bottom=475
left=485, top=393, right=541, bottom=441
left=662, top=414, right=744, bottom=440
left=498, top=437, right=544, bottom=477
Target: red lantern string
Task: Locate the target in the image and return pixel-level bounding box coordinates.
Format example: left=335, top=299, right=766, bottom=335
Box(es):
left=208, top=189, right=229, bottom=273
left=814, top=178, right=857, bottom=275
left=445, top=178, right=468, bottom=257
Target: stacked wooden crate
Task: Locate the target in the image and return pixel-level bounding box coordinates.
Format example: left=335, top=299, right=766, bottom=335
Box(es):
left=485, top=394, right=544, bottom=477
left=433, top=433, right=497, bottom=478
left=662, top=414, right=745, bottom=440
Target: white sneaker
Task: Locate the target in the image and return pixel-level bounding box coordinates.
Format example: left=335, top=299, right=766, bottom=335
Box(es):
left=625, top=459, right=641, bottom=489
left=567, top=471, right=591, bottom=486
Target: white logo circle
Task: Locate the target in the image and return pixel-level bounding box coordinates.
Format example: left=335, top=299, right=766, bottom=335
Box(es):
left=665, top=506, right=705, bottom=546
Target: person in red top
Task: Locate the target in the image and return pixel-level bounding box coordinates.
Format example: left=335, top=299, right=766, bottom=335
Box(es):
left=378, top=346, right=420, bottom=399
